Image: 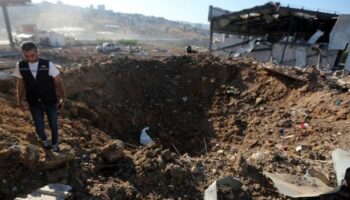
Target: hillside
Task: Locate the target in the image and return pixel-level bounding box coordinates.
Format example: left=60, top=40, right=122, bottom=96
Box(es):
left=0, top=2, right=209, bottom=41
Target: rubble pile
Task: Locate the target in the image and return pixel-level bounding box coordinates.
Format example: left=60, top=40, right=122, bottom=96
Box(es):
left=0, top=48, right=349, bottom=199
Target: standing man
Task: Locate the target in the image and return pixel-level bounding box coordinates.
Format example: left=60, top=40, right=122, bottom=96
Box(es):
left=13, top=41, right=65, bottom=153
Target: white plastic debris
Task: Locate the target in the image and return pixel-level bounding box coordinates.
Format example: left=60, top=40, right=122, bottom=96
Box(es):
left=217, top=150, right=224, bottom=154
left=140, top=127, right=154, bottom=146
left=38, top=184, right=72, bottom=196
left=15, top=183, right=72, bottom=200
left=296, top=146, right=303, bottom=152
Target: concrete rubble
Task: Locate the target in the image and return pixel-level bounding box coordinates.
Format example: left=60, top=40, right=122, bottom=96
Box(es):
left=15, top=183, right=72, bottom=200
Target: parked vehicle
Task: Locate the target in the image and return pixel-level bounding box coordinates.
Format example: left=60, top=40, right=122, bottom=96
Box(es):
left=96, top=43, right=121, bottom=53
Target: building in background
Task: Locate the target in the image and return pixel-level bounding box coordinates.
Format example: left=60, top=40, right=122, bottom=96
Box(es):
left=97, top=4, right=105, bottom=11
left=14, top=24, right=72, bottom=47
left=208, top=2, right=349, bottom=71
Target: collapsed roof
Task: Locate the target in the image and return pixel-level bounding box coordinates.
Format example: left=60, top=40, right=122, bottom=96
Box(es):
left=208, top=2, right=339, bottom=43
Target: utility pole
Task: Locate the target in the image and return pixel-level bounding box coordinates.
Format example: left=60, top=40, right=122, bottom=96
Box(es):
left=1, top=3, right=15, bottom=47
left=0, top=0, right=31, bottom=48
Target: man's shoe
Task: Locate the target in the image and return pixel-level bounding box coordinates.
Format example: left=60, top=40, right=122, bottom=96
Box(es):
left=42, top=140, right=51, bottom=150
left=52, top=144, right=60, bottom=153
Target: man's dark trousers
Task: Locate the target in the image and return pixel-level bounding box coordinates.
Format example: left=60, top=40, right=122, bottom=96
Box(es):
left=29, top=102, right=58, bottom=145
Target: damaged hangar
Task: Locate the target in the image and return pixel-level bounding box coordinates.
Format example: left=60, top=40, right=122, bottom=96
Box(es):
left=208, top=2, right=350, bottom=71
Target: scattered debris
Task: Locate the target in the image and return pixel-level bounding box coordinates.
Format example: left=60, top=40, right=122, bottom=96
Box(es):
left=217, top=149, right=224, bottom=154
left=266, top=149, right=350, bottom=198
left=300, top=122, right=310, bottom=129
left=296, top=145, right=303, bottom=152
left=306, top=167, right=331, bottom=186
left=15, top=183, right=72, bottom=200
left=279, top=128, right=285, bottom=136
left=204, top=176, right=242, bottom=200
left=264, top=172, right=334, bottom=198
left=186, top=45, right=198, bottom=54
left=336, top=99, right=343, bottom=106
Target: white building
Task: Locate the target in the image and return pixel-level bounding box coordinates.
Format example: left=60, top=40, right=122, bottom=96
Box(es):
left=36, top=31, right=65, bottom=47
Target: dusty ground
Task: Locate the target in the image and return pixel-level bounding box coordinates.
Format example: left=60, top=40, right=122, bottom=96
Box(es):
left=0, top=46, right=349, bottom=199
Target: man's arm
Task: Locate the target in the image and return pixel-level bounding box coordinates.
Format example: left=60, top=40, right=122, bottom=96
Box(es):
left=16, top=78, right=25, bottom=111
left=54, top=75, right=66, bottom=107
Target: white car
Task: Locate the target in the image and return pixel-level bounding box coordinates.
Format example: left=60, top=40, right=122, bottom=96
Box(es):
left=96, top=43, right=121, bottom=53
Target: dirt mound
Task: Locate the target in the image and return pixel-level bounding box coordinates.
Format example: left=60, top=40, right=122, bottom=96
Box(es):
left=0, top=49, right=349, bottom=199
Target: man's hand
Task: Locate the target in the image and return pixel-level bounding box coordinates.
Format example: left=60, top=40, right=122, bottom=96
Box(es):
left=16, top=78, right=25, bottom=112
left=17, top=102, right=26, bottom=112
left=54, top=75, right=65, bottom=111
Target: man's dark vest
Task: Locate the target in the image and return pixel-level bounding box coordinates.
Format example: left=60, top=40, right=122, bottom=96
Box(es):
left=19, top=58, right=57, bottom=105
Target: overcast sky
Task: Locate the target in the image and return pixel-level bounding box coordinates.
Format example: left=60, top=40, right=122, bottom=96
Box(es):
left=31, top=0, right=350, bottom=24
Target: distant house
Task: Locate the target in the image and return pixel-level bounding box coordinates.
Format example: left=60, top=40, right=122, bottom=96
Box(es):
left=14, top=33, right=35, bottom=44
left=105, top=24, right=120, bottom=29
left=20, top=24, right=37, bottom=34
left=14, top=24, right=37, bottom=44
left=37, top=31, right=65, bottom=47
left=14, top=24, right=69, bottom=47
left=64, top=36, right=77, bottom=46
left=97, top=5, right=105, bottom=11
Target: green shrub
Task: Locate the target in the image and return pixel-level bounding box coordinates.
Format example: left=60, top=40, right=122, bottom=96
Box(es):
left=96, top=39, right=113, bottom=44
left=118, top=39, right=138, bottom=46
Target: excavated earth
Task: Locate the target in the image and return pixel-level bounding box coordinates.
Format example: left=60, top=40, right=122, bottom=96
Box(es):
left=0, top=47, right=349, bottom=199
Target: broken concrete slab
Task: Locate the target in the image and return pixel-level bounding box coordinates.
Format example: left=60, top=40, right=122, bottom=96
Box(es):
left=15, top=183, right=72, bottom=200
left=15, top=194, right=58, bottom=200
left=329, top=15, right=350, bottom=50
left=332, top=149, right=350, bottom=186
left=306, top=167, right=330, bottom=186
left=265, top=148, right=350, bottom=198
left=261, top=65, right=309, bottom=82
left=204, top=176, right=242, bottom=200
left=329, top=15, right=350, bottom=72
left=264, top=171, right=334, bottom=198
left=98, top=140, right=124, bottom=163
left=37, top=183, right=72, bottom=196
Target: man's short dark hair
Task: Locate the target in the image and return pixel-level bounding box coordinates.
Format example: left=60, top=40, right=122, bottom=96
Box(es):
left=21, top=41, right=37, bottom=52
